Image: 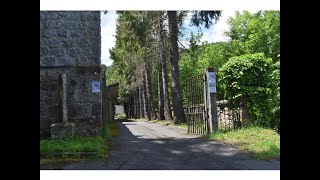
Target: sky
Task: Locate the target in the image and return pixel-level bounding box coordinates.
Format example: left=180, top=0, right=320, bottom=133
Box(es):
left=100, top=11, right=118, bottom=66
left=100, top=10, right=254, bottom=66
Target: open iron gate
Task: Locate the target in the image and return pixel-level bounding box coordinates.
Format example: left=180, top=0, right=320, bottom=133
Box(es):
left=184, top=72, right=210, bottom=135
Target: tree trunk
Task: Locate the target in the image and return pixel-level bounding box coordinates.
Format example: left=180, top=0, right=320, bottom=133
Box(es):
left=142, top=77, right=148, bottom=119
left=128, top=96, right=132, bottom=118
left=144, top=59, right=156, bottom=120
left=158, top=60, right=165, bottom=120
left=124, top=102, right=128, bottom=118
left=135, top=87, right=141, bottom=119
left=167, top=11, right=186, bottom=124
left=139, top=84, right=144, bottom=119
left=158, top=11, right=173, bottom=121
left=162, top=56, right=173, bottom=121
left=134, top=88, right=138, bottom=119
left=131, top=96, right=135, bottom=119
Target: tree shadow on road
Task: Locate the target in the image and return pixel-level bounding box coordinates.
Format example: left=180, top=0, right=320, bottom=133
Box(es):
left=59, top=119, right=280, bottom=170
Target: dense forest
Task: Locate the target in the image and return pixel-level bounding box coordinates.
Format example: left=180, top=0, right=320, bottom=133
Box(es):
left=104, top=11, right=280, bottom=132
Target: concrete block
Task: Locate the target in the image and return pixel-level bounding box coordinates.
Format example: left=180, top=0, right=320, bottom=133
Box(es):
left=51, top=122, right=76, bottom=139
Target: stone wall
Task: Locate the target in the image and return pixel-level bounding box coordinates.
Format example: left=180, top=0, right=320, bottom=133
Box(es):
left=40, top=11, right=100, bottom=66
left=40, top=11, right=101, bottom=138
left=217, top=100, right=242, bottom=131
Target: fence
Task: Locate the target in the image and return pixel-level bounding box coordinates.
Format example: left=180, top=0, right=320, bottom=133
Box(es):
left=183, top=73, right=209, bottom=135
left=182, top=68, right=245, bottom=134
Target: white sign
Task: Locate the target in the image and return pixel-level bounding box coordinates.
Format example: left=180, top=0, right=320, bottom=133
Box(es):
left=208, top=72, right=216, bottom=93
left=92, top=81, right=100, bottom=92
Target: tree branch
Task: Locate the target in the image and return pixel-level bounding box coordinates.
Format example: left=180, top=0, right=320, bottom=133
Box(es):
left=178, top=40, right=187, bottom=50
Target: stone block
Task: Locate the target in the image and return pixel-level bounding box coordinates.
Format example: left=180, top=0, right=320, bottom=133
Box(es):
left=40, top=46, right=50, bottom=56
left=43, top=56, right=56, bottom=65
left=51, top=122, right=76, bottom=139
left=51, top=48, right=66, bottom=57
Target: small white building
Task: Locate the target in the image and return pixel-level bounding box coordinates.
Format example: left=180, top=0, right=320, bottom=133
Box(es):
left=114, top=105, right=124, bottom=115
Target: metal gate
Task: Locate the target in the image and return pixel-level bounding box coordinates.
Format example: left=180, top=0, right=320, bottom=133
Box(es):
left=184, top=73, right=209, bottom=135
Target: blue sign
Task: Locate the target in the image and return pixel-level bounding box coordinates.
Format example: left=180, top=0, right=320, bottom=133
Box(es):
left=92, top=81, right=100, bottom=93
left=208, top=72, right=216, bottom=93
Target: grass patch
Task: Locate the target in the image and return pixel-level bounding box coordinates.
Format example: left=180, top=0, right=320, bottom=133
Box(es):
left=40, top=121, right=120, bottom=169
left=102, top=120, right=120, bottom=140
left=177, top=123, right=188, bottom=129
left=40, top=136, right=106, bottom=159
left=205, top=127, right=280, bottom=159
left=41, top=120, right=120, bottom=160
left=116, top=114, right=127, bottom=119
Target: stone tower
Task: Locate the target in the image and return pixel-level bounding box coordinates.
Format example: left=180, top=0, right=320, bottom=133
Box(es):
left=40, top=11, right=102, bottom=138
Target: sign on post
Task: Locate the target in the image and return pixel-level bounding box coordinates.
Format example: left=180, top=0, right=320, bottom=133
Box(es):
left=208, top=72, right=216, bottom=93
left=206, top=68, right=218, bottom=133
left=92, top=81, right=100, bottom=92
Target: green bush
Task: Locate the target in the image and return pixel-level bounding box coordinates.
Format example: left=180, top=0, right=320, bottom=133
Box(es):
left=270, top=61, right=280, bottom=132
left=101, top=120, right=119, bottom=140
left=219, top=53, right=276, bottom=128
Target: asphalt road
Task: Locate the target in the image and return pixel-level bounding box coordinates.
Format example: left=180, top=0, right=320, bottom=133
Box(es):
left=63, top=119, right=280, bottom=170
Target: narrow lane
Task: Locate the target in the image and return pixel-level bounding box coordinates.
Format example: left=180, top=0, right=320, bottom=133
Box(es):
left=64, top=119, right=280, bottom=170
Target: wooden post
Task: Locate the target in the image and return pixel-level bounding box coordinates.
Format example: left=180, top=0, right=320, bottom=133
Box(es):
left=205, top=68, right=218, bottom=133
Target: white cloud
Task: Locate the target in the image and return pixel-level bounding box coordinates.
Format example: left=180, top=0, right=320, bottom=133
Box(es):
left=199, top=10, right=235, bottom=43
left=209, top=10, right=235, bottom=43
left=101, top=11, right=118, bottom=66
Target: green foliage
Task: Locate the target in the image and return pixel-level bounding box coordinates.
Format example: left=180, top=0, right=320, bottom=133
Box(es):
left=270, top=61, right=280, bottom=132
left=105, top=65, right=117, bottom=85
left=116, top=114, right=127, bottom=119
left=179, top=32, right=237, bottom=101
left=179, top=32, right=203, bottom=103
left=108, top=10, right=280, bottom=131
left=190, top=11, right=222, bottom=28
left=206, top=127, right=280, bottom=159
left=226, top=11, right=280, bottom=61
left=197, top=41, right=233, bottom=72
left=179, top=10, right=280, bottom=80
left=179, top=32, right=203, bottom=79
left=178, top=11, right=280, bottom=131
left=109, top=11, right=166, bottom=105
left=108, top=12, right=149, bottom=104
left=219, top=53, right=274, bottom=127
left=40, top=136, right=106, bottom=159
left=101, top=120, right=119, bottom=140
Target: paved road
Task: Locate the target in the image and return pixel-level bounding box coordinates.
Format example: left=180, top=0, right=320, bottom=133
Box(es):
left=63, top=119, right=280, bottom=170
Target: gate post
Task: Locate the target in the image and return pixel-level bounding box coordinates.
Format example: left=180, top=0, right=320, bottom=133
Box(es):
left=205, top=67, right=218, bottom=133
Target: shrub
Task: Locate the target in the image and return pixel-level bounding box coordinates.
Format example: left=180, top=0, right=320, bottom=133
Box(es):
left=219, top=53, right=275, bottom=128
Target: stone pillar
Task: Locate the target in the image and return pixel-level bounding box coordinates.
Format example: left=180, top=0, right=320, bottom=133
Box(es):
left=240, top=95, right=249, bottom=127
left=50, top=73, right=75, bottom=139
left=62, top=73, right=68, bottom=123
